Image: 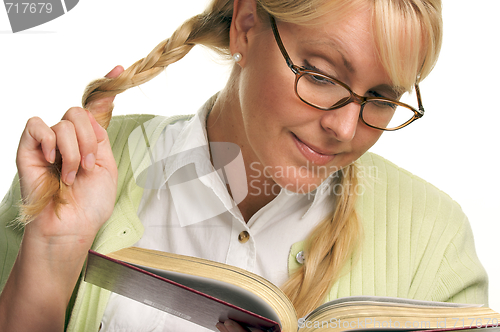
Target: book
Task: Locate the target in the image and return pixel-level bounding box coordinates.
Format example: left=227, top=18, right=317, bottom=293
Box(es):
left=84, top=247, right=500, bottom=332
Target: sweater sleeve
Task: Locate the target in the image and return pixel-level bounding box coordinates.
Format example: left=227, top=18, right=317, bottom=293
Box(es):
left=370, top=152, right=489, bottom=305
left=0, top=174, right=23, bottom=293
left=324, top=152, right=489, bottom=305
left=367, top=152, right=489, bottom=305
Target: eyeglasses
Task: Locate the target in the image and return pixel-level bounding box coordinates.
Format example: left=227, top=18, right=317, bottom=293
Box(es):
left=269, top=16, right=425, bottom=131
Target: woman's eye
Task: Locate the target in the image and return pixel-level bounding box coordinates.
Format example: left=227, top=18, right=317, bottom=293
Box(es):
left=368, top=89, right=400, bottom=100
left=368, top=90, right=385, bottom=98
left=305, top=73, right=335, bottom=85
left=372, top=100, right=397, bottom=109
left=302, top=62, right=337, bottom=86
left=368, top=91, right=398, bottom=109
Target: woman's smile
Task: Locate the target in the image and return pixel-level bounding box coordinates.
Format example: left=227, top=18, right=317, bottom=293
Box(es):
left=291, top=132, right=337, bottom=166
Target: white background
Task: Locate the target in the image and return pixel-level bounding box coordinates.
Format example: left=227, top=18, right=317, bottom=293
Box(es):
left=1, top=0, right=498, bottom=310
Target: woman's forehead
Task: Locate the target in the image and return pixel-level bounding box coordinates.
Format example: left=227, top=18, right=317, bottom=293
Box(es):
left=264, top=0, right=434, bottom=90
left=280, top=8, right=377, bottom=64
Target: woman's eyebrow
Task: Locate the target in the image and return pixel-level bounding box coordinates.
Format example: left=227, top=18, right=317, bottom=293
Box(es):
left=301, top=38, right=402, bottom=95
left=371, top=84, right=402, bottom=99
left=302, top=39, right=356, bottom=74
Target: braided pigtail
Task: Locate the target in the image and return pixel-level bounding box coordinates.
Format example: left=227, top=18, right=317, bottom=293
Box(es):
left=18, top=0, right=235, bottom=225
left=82, top=1, right=234, bottom=129
left=281, top=163, right=362, bottom=318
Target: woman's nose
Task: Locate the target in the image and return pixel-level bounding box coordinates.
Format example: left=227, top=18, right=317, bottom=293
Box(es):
left=319, top=102, right=360, bottom=142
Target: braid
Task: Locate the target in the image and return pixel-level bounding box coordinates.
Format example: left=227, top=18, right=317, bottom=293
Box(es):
left=281, top=163, right=362, bottom=318
left=83, top=8, right=233, bottom=129
left=18, top=2, right=233, bottom=225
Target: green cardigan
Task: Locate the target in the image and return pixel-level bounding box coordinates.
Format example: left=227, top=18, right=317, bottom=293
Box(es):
left=0, top=114, right=488, bottom=331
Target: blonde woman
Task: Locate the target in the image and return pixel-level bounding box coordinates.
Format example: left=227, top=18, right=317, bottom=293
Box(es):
left=0, top=0, right=487, bottom=331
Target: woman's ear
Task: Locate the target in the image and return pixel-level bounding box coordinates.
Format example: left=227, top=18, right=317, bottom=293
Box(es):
left=230, top=0, right=258, bottom=67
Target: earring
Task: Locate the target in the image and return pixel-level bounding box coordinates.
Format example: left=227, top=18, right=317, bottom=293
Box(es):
left=232, top=52, right=242, bottom=63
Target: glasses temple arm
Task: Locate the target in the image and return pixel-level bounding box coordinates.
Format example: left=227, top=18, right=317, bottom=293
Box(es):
left=269, top=16, right=297, bottom=73
left=414, top=84, right=425, bottom=117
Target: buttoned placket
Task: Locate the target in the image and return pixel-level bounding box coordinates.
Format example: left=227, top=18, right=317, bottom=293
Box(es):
left=203, top=168, right=336, bottom=272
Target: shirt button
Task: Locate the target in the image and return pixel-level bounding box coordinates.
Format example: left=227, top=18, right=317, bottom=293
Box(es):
left=238, top=231, right=250, bottom=243
left=296, top=250, right=305, bottom=264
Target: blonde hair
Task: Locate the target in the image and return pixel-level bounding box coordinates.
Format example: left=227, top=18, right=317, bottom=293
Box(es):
left=20, top=0, right=442, bottom=318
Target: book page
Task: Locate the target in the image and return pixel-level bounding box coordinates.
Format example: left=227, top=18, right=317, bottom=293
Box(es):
left=128, top=262, right=281, bottom=324
left=310, top=296, right=481, bottom=315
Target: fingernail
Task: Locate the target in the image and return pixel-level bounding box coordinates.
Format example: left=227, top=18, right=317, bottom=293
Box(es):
left=49, top=149, right=56, bottom=164
left=84, top=153, right=95, bottom=171
left=66, top=171, right=76, bottom=185
left=224, top=320, right=235, bottom=327
left=215, top=322, right=224, bottom=331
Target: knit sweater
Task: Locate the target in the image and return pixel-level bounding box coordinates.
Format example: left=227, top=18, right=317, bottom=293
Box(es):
left=0, top=114, right=487, bottom=331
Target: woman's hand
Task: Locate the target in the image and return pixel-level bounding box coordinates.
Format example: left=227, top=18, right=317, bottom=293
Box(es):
left=17, top=65, right=124, bottom=247
left=17, top=107, right=116, bottom=245
left=0, top=66, right=124, bottom=332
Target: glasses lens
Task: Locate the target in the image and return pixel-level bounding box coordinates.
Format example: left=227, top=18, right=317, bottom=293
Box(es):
left=297, top=72, right=419, bottom=130
left=296, top=72, right=351, bottom=109
left=362, top=98, right=416, bottom=130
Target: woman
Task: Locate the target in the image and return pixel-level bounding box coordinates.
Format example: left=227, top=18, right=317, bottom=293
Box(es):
left=0, top=0, right=488, bottom=331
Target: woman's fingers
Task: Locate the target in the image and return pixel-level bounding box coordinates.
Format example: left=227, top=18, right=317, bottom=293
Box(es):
left=216, top=322, right=230, bottom=332
left=105, top=65, right=124, bottom=78
left=87, top=107, right=108, bottom=144
left=51, top=120, right=80, bottom=185
left=85, top=65, right=124, bottom=116
left=61, top=107, right=97, bottom=172
left=86, top=109, right=118, bottom=186
left=18, top=116, right=57, bottom=165
left=19, top=105, right=111, bottom=187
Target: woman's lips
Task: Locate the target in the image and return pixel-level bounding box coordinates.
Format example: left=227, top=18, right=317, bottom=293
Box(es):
left=292, top=133, right=336, bottom=165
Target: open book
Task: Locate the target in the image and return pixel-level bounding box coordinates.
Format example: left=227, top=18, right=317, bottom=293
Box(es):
left=84, top=247, right=500, bottom=332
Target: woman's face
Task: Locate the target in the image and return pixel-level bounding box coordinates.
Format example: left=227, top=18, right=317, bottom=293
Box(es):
left=235, top=5, right=390, bottom=193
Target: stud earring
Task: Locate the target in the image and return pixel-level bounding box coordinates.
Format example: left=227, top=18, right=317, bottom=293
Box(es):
left=232, top=52, right=242, bottom=63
